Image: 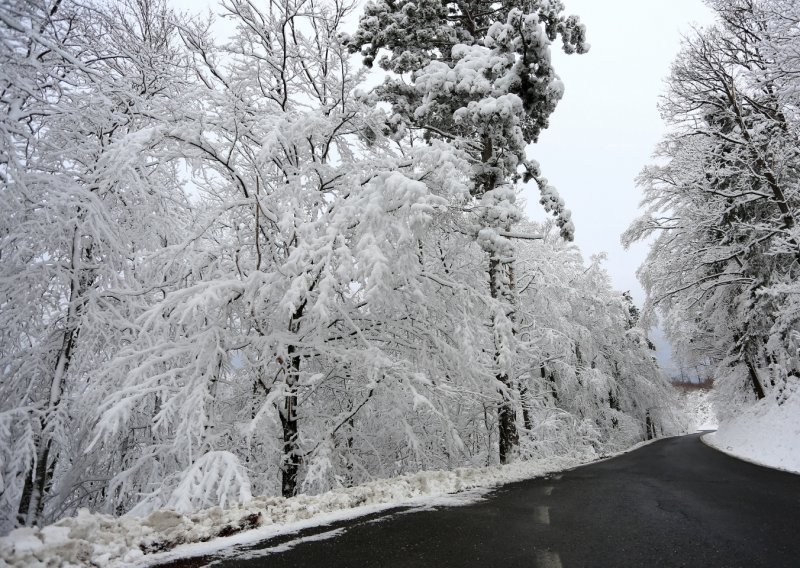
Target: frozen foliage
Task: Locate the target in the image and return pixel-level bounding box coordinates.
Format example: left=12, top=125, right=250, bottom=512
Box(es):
left=0, top=0, right=682, bottom=539
left=348, top=0, right=586, bottom=236
left=348, top=0, right=588, bottom=462
left=512, top=226, right=687, bottom=452
left=679, top=388, right=718, bottom=432
left=704, top=382, right=800, bottom=473
left=624, top=0, right=800, bottom=420
left=0, top=0, right=190, bottom=531
left=164, top=452, right=252, bottom=515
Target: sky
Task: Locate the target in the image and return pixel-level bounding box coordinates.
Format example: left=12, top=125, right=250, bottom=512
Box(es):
left=527, top=0, right=713, bottom=301
left=523, top=0, right=715, bottom=376
left=171, top=0, right=716, bottom=377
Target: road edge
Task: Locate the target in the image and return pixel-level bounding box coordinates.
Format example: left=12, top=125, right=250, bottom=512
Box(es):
left=700, top=432, right=800, bottom=475
left=144, top=435, right=680, bottom=567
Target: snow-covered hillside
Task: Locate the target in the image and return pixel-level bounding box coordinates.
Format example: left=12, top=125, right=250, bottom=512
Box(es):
left=704, top=384, right=800, bottom=474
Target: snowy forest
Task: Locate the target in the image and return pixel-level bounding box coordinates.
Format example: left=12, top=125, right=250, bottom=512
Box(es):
left=2, top=0, right=796, bottom=547
left=624, top=0, right=800, bottom=423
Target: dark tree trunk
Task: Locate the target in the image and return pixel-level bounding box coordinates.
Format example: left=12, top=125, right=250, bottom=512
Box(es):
left=17, top=418, right=58, bottom=527
left=520, top=384, right=533, bottom=432
left=542, top=364, right=558, bottom=403
left=16, top=466, right=34, bottom=526
left=645, top=411, right=654, bottom=440
left=745, top=357, right=766, bottom=400
left=18, top=231, right=94, bottom=525
left=498, top=402, right=518, bottom=464
left=17, top=323, right=79, bottom=526
left=30, top=440, right=54, bottom=522
left=280, top=344, right=302, bottom=498
left=280, top=401, right=300, bottom=497
left=280, top=291, right=308, bottom=498
left=489, top=257, right=518, bottom=464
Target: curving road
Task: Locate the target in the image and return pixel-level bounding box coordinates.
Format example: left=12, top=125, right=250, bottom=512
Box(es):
left=160, top=434, right=800, bottom=568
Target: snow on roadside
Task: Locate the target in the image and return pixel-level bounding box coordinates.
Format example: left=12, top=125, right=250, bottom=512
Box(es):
left=703, top=385, right=800, bottom=474
left=0, top=441, right=656, bottom=568
left=143, top=489, right=487, bottom=567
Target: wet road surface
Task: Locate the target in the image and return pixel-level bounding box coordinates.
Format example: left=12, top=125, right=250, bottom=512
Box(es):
left=157, top=434, right=800, bottom=567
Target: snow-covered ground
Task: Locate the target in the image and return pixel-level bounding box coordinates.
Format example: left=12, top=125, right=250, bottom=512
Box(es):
left=703, top=385, right=800, bottom=475
left=681, top=382, right=799, bottom=474
left=0, top=441, right=662, bottom=568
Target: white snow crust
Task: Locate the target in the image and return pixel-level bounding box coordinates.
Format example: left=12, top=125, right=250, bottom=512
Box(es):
left=703, top=385, right=800, bottom=474
left=0, top=445, right=641, bottom=567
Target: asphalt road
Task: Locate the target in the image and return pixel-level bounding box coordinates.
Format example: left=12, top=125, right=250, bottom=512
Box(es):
left=160, top=434, right=800, bottom=568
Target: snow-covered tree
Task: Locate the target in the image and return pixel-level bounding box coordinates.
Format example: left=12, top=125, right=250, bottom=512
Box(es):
left=348, top=0, right=588, bottom=463
left=624, top=0, right=800, bottom=413
left=513, top=223, right=684, bottom=456
left=0, top=0, right=189, bottom=530
left=0, top=0, right=684, bottom=531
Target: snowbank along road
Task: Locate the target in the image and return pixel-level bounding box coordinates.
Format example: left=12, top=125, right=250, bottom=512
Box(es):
left=158, top=434, right=800, bottom=568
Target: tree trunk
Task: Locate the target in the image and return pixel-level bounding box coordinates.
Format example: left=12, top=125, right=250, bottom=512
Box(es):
left=17, top=226, right=92, bottom=526
left=17, top=324, right=78, bottom=526
left=542, top=364, right=558, bottom=403
left=280, top=345, right=301, bottom=497
left=498, top=401, right=518, bottom=464
left=489, top=256, right=518, bottom=464
left=745, top=356, right=766, bottom=400
left=645, top=411, right=656, bottom=441
left=18, top=228, right=87, bottom=525
left=15, top=464, right=34, bottom=526
left=520, top=384, right=533, bottom=432
left=281, top=299, right=306, bottom=497
left=28, top=439, right=54, bottom=523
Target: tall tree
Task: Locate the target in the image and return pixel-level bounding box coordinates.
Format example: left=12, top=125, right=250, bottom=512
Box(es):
left=348, top=0, right=588, bottom=463
left=624, top=0, right=800, bottom=410
left=88, top=0, right=488, bottom=503
left=0, top=0, right=188, bottom=529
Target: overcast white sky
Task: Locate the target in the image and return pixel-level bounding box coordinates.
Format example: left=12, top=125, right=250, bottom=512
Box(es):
left=527, top=0, right=713, bottom=301
left=173, top=0, right=716, bottom=376
left=524, top=0, right=715, bottom=376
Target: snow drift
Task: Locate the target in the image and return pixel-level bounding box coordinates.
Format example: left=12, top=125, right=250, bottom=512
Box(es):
left=703, top=385, right=800, bottom=474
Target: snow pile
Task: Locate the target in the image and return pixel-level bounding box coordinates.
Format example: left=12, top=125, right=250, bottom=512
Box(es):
left=703, top=386, right=800, bottom=474
left=681, top=388, right=718, bottom=432
left=0, top=450, right=604, bottom=567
